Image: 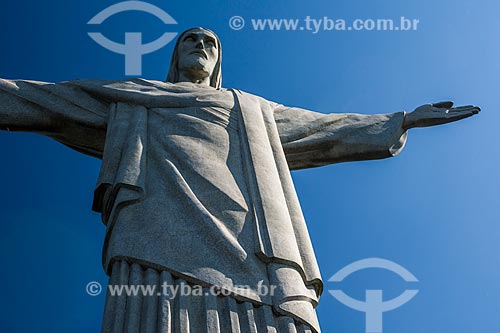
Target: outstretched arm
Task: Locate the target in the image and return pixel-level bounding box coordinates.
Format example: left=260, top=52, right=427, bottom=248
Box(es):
left=0, top=79, right=109, bottom=158
left=274, top=101, right=479, bottom=170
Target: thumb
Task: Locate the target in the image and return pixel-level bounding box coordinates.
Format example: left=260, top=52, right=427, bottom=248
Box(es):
left=432, top=101, right=454, bottom=109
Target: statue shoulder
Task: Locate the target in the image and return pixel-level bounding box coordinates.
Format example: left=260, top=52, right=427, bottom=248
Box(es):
left=67, top=78, right=174, bottom=98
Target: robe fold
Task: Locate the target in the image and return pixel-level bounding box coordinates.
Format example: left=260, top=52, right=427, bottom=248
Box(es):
left=0, top=78, right=408, bottom=332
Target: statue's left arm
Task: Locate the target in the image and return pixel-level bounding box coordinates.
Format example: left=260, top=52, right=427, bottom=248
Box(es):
left=273, top=101, right=479, bottom=170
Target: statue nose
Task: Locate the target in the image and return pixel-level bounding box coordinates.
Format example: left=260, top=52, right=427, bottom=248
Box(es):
left=196, top=40, right=205, bottom=49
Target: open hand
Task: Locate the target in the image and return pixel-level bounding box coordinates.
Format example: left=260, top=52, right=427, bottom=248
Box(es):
left=403, top=101, right=480, bottom=129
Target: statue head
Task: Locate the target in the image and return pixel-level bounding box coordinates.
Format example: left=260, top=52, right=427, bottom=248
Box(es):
left=166, top=27, right=222, bottom=89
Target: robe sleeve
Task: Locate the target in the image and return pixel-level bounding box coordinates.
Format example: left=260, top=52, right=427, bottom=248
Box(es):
left=0, top=78, right=109, bottom=158
left=273, top=104, right=408, bottom=170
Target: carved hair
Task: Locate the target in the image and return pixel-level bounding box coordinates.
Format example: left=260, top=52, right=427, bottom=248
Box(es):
left=166, top=27, right=222, bottom=89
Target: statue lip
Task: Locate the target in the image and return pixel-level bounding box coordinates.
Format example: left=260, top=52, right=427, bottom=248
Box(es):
left=190, top=50, right=208, bottom=59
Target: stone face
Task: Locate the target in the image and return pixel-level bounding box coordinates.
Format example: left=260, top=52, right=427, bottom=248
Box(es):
left=0, top=27, right=479, bottom=332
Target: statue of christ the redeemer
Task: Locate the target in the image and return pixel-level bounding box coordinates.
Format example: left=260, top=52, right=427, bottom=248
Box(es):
left=0, top=27, right=480, bottom=333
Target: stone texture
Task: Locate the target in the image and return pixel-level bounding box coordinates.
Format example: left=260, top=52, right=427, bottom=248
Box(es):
left=102, top=260, right=314, bottom=333
left=0, top=27, right=480, bottom=332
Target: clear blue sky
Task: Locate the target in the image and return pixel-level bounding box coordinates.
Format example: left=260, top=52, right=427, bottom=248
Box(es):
left=0, top=0, right=498, bottom=332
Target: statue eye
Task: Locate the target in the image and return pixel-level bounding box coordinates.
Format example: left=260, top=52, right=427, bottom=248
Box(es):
left=206, top=40, right=216, bottom=47
left=183, top=35, right=196, bottom=42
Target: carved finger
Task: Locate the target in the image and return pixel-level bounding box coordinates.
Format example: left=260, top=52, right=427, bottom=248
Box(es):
left=445, top=110, right=476, bottom=121
left=432, top=101, right=454, bottom=109
left=449, top=106, right=480, bottom=114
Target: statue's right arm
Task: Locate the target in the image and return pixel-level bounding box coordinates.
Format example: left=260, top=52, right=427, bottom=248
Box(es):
left=0, top=79, right=109, bottom=158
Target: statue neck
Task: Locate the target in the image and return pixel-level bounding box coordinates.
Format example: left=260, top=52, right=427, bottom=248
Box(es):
left=178, top=71, right=211, bottom=87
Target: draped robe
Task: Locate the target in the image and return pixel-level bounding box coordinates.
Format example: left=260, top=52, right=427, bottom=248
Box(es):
left=0, top=78, right=408, bottom=332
